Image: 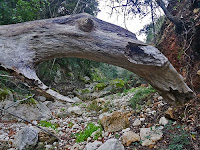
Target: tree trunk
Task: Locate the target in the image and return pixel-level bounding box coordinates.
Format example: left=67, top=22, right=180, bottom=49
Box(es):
left=0, top=13, right=193, bottom=104
left=156, top=0, right=183, bottom=31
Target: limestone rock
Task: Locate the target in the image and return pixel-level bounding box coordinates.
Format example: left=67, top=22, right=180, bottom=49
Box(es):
left=36, top=101, right=51, bottom=119
left=14, top=127, right=38, bottom=150
left=85, top=141, right=102, bottom=150
left=159, top=117, right=169, bottom=125
left=3, top=100, right=51, bottom=121
left=100, top=111, right=131, bottom=132
left=140, top=127, right=163, bottom=146
left=133, top=119, right=141, bottom=126
left=122, top=128, right=130, bottom=133
left=38, top=127, right=58, bottom=144
left=0, top=140, right=9, bottom=150
left=73, top=97, right=82, bottom=103
left=35, top=96, right=46, bottom=102
left=165, top=107, right=174, bottom=120
left=197, top=70, right=200, bottom=76
left=122, top=131, right=140, bottom=146
left=72, top=143, right=80, bottom=150
left=68, top=106, right=83, bottom=115
left=97, top=138, right=124, bottom=150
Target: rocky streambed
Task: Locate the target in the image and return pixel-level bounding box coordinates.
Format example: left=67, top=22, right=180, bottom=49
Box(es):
left=0, top=86, right=198, bottom=150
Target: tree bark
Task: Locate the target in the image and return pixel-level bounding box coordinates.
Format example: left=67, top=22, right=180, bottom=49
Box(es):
left=156, top=0, right=183, bottom=30
left=0, top=13, right=193, bottom=104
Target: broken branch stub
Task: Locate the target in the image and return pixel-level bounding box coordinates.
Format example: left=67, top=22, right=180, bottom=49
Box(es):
left=0, top=13, right=193, bottom=104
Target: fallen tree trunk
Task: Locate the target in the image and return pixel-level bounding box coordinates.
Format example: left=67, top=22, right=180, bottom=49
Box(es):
left=0, top=13, right=193, bottom=104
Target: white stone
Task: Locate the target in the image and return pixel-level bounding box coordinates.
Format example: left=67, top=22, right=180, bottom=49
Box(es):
left=122, top=131, right=140, bottom=146
left=103, top=132, right=109, bottom=137
left=158, top=96, right=163, bottom=101
left=159, top=117, right=169, bottom=126
left=73, top=97, right=81, bottom=102
left=72, top=124, right=79, bottom=129
left=152, top=110, right=157, bottom=115
left=35, top=96, right=46, bottom=102
left=72, top=143, right=80, bottom=150
left=45, top=145, right=52, bottom=150
left=32, top=121, right=38, bottom=125
left=140, top=118, right=145, bottom=121
left=87, top=137, right=92, bottom=143
left=97, top=138, right=124, bottom=150
left=85, top=141, right=102, bottom=150
left=122, top=128, right=130, bottom=133
left=158, top=102, right=164, bottom=107
left=133, top=119, right=141, bottom=126
left=68, top=106, right=83, bottom=115
left=13, top=127, right=38, bottom=150
left=145, top=108, right=151, bottom=113
left=140, top=127, right=163, bottom=146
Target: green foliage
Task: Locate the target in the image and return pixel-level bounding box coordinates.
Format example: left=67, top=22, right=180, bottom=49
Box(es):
left=77, top=89, right=90, bottom=94
left=94, top=83, right=107, bottom=91
left=0, top=71, right=31, bottom=95
left=110, top=79, right=125, bottom=88
left=68, top=122, right=74, bottom=128
left=76, top=122, right=102, bottom=143
left=165, top=121, right=192, bottom=150
left=91, top=68, right=105, bottom=82
left=130, top=86, right=156, bottom=109
left=140, top=16, right=165, bottom=44
left=20, top=96, right=37, bottom=105
left=39, top=120, right=59, bottom=130
left=0, top=0, right=48, bottom=25
left=0, top=88, right=12, bottom=100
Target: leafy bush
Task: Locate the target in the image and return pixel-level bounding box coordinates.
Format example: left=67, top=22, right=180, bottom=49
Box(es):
left=165, top=121, right=193, bottom=150
left=130, top=86, right=156, bottom=109
left=110, top=79, right=125, bottom=88
left=75, top=123, right=102, bottom=143
left=94, top=83, right=107, bottom=91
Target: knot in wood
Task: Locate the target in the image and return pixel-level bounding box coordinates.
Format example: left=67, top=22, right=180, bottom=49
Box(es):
left=78, top=18, right=94, bottom=32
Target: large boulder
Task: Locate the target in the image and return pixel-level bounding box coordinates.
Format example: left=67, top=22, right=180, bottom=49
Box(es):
left=85, top=141, right=102, bottom=150
left=122, top=131, right=140, bottom=146
left=67, top=106, right=83, bottom=115
left=140, top=127, right=163, bottom=146
left=2, top=100, right=51, bottom=121
left=38, top=127, right=58, bottom=144
left=97, top=138, right=124, bottom=150
left=13, top=127, right=38, bottom=150
left=100, top=111, right=131, bottom=132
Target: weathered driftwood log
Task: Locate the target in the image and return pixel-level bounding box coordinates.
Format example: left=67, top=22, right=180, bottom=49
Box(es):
left=0, top=13, right=193, bottom=104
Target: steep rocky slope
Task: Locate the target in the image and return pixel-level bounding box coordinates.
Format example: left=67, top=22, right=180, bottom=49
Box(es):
left=157, top=0, right=200, bottom=94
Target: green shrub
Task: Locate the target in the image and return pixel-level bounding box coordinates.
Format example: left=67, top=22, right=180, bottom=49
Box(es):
left=130, top=86, right=156, bottom=109
left=110, top=79, right=125, bottom=88
left=38, top=121, right=59, bottom=130
left=75, top=123, right=102, bottom=143
left=94, top=83, right=107, bottom=91
left=164, top=121, right=192, bottom=150
left=0, top=88, right=12, bottom=100
left=20, top=95, right=37, bottom=105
